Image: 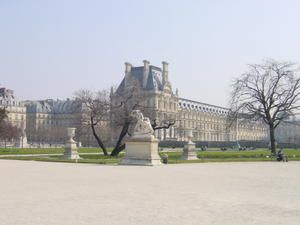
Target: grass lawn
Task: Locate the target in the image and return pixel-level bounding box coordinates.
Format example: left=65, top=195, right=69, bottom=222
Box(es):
left=162, top=150, right=300, bottom=164
left=1, top=148, right=300, bottom=164
left=2, top=154, right=122, bottom=164
left=198, top=149, right=300, bottom=158
left=0, top=147, right=111, bottom=155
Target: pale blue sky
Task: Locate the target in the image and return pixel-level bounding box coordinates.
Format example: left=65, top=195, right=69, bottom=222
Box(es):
left=1, top=0, right=300, bottom=106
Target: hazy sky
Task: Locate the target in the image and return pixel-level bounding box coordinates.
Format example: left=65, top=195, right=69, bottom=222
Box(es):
left=1, top=0, right=300, bottom=107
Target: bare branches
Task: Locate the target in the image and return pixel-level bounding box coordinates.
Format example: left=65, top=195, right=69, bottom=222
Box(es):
left=231, top=60, right=300, bottom=122
left=0, top=121, right=19, bottom=142
left=73, top=89, right=111, bottom=155
left=230, top=59, right=300, bottom=153
left=0, top=107, right=7, bottom=124
left=151, top=119, right=176, bottom=130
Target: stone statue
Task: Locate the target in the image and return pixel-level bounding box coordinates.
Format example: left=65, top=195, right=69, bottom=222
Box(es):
left=120, top=110, right=161, bottom=165
left=128, top=110, right=154, bottom=138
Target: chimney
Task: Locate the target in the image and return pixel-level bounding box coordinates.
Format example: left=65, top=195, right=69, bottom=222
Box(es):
left=110, top=86, right=114, bottom=97
left=125, top=62, right=132, bottom=74
left=124, top=62, right=132, bottom=87
left=162, top=61, right=168, bottom=85
left=143, top=60, right=150, bottom=88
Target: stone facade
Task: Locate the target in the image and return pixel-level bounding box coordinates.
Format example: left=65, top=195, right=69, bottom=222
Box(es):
left=111, top=60, right=179, bottom=141
left=178, top=98, right=268, bottom=142
left=25, top=99, right=84, bottom=145
left=0, top=88, right=27, bottom=130
left=24, top=99, right=111, bottom=146
left=0, top=88, right=27, bottom=147
left=112, top=60, right=269, bottom=142
left=276, top=117, right=300, bottom=145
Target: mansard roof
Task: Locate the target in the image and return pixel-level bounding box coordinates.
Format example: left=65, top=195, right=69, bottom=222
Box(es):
left=52, top=100, right=82, bottom=114
left=130, top=67, right=144, bottom=86
left=116, top=65, right=164, bottom=94
left=0, top=87, right=24, bottom=107
left=25, top=100, right=83, bottom=114
left=0, top=88, right=14, bottom=98
left=115, top=78, right=125, bottom=94
left=26, top=101, right=52, bottom=113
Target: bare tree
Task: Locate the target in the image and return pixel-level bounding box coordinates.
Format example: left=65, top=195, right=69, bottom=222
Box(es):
left=74, top=89, right=111, bottom=156
left=0, top=122, right=19, bottom=147
left=110, top=83, right=145, bottom=156
left=0, top=107, right=7, bottom=123
left=0, top=107, right=7, bottom=146
left=0, top=108, right=19, bottom=147
left=230, top=60, right=300, bottom=154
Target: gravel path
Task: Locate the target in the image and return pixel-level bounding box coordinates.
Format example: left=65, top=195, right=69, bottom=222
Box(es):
left=0, top=160, right=299, bottom=225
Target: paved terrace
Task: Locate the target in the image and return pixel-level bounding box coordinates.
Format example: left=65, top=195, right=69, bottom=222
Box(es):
left=0, top=160, right=299, bottom=225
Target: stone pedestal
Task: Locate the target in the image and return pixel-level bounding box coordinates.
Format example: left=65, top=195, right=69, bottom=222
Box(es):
left=18, top=135, right=28, bottom=148
left=181, top=130, right=198, bottom=160
left=62, top=128, right=81, bottom=160
left=120, top=136, right=162, bottom=166
left=63, top=142, right=81, bottom=160
left=18, top=127, right=28, bottom=148
left=181, top=141, right=198, bottom=160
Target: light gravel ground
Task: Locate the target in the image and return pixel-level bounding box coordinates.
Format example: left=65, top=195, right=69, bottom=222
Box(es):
left=0, top=160, right=299, bottom=225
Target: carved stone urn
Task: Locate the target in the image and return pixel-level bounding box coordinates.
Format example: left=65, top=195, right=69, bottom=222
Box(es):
left=63, top=128, right=81, bottom=160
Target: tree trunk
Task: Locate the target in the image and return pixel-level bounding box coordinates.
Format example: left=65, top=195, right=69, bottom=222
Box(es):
left=110, top=122, right=129, bottom=156
left=269, top=123, right=276, bottom=155
left=90, top=117, right=108, bottom=156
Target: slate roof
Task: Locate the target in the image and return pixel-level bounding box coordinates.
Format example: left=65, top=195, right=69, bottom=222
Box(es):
left=26, top=101, right=52, bottom=113
left=26, top=100, right=82, bottom=114
left=116, top=65, right=163, bottom=94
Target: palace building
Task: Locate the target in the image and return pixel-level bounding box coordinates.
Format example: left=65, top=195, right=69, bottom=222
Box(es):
left=0, top=88, right=27, bottom=147
left=112, top=60, right=269, bottom=142
left=1, top=61, right=287, bottom=147
left=25, top=99, right=87, bottom=145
